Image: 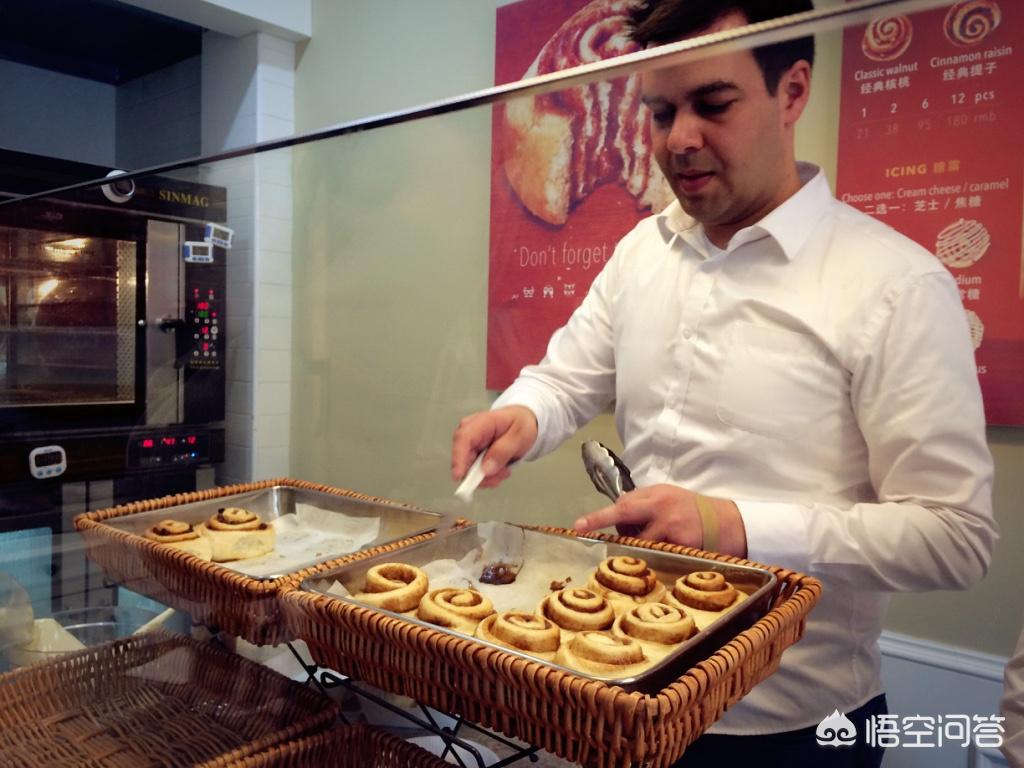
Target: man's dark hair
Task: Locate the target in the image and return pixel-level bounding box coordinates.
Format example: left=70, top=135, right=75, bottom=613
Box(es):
left=628, top=0, right=816, bottom=94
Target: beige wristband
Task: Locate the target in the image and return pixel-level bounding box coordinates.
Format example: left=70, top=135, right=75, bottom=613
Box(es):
left=695, top=494, right=719, bottom=553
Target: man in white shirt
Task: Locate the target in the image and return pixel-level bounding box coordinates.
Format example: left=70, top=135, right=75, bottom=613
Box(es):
left=452, top=1, right=996, bottom=764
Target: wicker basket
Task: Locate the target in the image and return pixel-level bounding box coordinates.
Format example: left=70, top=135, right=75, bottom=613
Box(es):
left=280, top=526, right=822, bottom=768
left=0, top=631, right=338, bottom=767
left=73, top=478, right=440, bottom=646
left=207, top=724, right=451, bottom=768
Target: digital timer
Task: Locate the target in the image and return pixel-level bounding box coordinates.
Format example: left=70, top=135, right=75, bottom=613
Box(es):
left=203, top=223, right=234, bottom=249
left=183, top=241, right=214, bottom=263
left=29, top=445, right=67, bottom=479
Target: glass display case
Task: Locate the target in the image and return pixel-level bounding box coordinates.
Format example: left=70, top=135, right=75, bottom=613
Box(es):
left=0, top=1, right=1019, bottom=766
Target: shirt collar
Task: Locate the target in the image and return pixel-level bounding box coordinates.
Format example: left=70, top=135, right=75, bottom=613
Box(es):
left=655, top=162, right=831, bottom=261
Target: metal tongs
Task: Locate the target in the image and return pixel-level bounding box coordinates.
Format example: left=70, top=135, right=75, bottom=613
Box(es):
left=581, top=441, right=643, bottom=536
left=581, top=441, right=635, bottom=502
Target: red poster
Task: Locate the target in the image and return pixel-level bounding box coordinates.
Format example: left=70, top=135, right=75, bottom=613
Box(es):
left=837, top=0, right=1023, bottom=424
left=487, top=0, right=672, bottom=389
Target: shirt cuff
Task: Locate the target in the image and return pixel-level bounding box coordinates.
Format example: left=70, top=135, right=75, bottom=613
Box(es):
left=734, top=500, right=812, bottom=574
left=491, top=386, right=548, bottom=462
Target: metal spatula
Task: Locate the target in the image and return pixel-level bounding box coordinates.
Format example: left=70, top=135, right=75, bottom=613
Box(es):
left=429, top=452, right=486, bottom=538
left=454, top=452, right=487, bottom=504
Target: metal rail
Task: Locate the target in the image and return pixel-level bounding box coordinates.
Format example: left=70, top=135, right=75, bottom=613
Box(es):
left=0, top=0, right=955, bottom=207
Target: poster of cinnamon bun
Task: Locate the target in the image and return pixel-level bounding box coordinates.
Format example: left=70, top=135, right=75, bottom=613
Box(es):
left=837, top=0, right=1024, bottom=424
left=487, top=0, right=672, bottom=390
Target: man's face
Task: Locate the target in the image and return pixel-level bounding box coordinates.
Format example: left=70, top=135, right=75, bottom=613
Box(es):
left=641, top=12, right=806, bottom=242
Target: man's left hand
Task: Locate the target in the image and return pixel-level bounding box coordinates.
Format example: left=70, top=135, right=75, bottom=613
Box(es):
left=572, top=484, right=748, bottom=557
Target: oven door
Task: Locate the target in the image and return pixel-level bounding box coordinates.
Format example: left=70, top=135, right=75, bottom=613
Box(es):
left=0, top=209, right=146, bottom=432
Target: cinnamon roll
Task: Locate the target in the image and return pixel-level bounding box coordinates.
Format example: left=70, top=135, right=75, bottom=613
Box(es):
left=476, top=612, right=562, bottom=661
left=417, top=588, right=495, bottom=634
left=612, top=602, right=695, bottom=662
left=554, top=630, right=649, bottom=678
left=352, top=563, right=429, bottom=612
left=537, top=587, right=615, bottom=632
left=200, top=507, right=275, bottom=562
left=666, top=571, right=739, bottom=612
left=586, top=556, right=666, bottom=611
left=143, top=519, right=212, bottom=561
left=501, top=0, right=672, bottom=226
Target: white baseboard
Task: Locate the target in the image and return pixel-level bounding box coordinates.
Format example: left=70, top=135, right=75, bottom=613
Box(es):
left=880, top=630, right=1007, bottom=683
left=878, top=630, right=1009, bottom=768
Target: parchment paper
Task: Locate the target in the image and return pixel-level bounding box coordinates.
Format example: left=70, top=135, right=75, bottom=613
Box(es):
left=421, top=522, right=608, bottom=613
left=221, top=503, right=381, bottom=578
left=320, top=522, right=608, bottom=615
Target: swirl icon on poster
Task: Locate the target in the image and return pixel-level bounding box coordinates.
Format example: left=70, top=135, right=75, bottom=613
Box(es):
left=861, top=16, right=914, bottom=61
left=944, top=0, right=1001, bottom=47
left=815, top=710, right=858, bottom=747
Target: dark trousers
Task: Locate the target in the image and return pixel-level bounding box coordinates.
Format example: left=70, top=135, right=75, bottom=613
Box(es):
left=672, top=694, right=887, bottom=768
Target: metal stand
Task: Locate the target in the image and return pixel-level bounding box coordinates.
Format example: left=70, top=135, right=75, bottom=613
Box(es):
left=286, top=642, right=541, bottom=768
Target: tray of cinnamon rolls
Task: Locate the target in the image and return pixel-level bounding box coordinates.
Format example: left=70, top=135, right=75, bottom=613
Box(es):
left=73, top=478, right=446, bottom=645
left=93, top=482, right=442, bottom=579
left=299, top=522, right=776, bottom=694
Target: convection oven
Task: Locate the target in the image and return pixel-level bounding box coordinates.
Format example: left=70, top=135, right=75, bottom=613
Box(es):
left=0, top=149, right=229, bottom=611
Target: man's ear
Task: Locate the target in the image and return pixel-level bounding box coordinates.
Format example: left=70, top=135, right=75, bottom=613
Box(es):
left=780, top=60, right=812, bottom=127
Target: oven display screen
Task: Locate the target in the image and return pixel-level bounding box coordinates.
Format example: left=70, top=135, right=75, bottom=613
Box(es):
left=130, top=433, right=208, bottom=468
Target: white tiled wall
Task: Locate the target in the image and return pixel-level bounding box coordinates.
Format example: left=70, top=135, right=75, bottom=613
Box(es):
left=201, top=30, right=295, bottom=484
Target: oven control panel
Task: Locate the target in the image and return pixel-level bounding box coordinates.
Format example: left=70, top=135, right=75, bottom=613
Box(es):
left=187, top=285, right=221, bottom=369
left=128, top=430, right=211, bottom=469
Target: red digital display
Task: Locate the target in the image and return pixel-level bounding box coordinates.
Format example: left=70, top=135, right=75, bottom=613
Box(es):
left=196, top=301, right=210, bottom=310
left=161, top=437, right=176, bottom=446
left=141, top=439, right=154, bottom=449
left=185, top=435, right=197, bottom=445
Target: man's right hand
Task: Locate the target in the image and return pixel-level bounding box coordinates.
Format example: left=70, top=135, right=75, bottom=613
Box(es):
left=451, top=406, right=538, bottom=489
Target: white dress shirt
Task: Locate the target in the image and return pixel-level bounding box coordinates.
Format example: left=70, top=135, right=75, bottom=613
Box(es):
left=493, top=163, right=997, bottom=734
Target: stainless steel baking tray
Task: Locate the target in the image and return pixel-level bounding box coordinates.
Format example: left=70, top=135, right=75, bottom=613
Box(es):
left=103, top=485, right=443, bottom=580
left=301, top=524, right=777, bottom=694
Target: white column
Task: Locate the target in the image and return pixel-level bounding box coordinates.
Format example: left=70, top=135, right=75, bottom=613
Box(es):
left=201, top=30, right=294, bottom=484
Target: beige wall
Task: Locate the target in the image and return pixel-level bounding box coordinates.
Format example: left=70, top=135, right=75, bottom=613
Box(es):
left=291, top=1, right=1022, bottom=657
